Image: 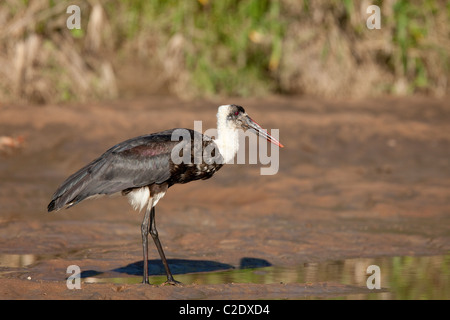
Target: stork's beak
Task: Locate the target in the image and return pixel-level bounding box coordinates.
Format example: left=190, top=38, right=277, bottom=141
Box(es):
left=243, top=115, right=284, bottom=148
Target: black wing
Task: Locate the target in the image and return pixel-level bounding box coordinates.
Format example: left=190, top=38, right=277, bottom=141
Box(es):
left=48, top=129, right=181, bottom=212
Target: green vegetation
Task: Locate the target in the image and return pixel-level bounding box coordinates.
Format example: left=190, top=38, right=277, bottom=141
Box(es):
left=0, top=0, right=448, bottom=103
left=105, top=0, right=285, bottom=97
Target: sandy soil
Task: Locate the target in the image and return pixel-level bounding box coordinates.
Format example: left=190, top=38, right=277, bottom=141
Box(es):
left=0, top=95, right=449, bottom=299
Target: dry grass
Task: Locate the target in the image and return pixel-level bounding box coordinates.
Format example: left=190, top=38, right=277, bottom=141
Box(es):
left=0, top=0, right=448, bottom=104
left=279, top=0, right=450, bottom=98
left=0, top=0, right=117, bottom=104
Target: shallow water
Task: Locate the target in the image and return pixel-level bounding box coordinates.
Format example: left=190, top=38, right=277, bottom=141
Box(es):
left=84, top=255, right=450, bottom=299
left=98, top=254, right=450, bottom=299
left=3, top=253, right=446, bottom=299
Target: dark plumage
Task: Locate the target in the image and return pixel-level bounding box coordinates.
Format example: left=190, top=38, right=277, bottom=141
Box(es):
left=47, top=105, right=283, bottom=285
left=48, top=129, right=222, bottom=212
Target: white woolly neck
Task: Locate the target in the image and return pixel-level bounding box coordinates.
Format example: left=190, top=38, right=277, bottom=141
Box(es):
left=214, top=105, right=240, bottom=164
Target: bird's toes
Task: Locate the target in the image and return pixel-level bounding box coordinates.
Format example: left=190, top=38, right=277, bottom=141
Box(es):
left=162, top=279, right=183, bottom=286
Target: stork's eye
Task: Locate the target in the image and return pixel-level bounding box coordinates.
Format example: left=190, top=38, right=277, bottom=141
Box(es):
left=234, top=111, right=239, bottom=116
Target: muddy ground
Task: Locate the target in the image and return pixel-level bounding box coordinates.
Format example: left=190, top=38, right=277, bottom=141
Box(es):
left=0, top=95, right=449, bottom=299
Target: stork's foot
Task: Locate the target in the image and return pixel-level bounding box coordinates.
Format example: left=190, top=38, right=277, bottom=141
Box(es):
left=163, top=278, right=182, bottom=286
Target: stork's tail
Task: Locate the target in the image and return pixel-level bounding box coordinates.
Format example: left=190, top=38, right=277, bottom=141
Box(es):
left=47, top=169, right=91, bottom=212
left=47, top=157, right=105, bottom=212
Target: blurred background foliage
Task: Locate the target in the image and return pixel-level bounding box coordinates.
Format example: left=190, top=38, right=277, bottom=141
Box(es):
left=0, top=0, right=448, bottom=103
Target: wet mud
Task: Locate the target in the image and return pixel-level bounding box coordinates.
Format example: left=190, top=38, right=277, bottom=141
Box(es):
left=0, top=95, right=449, bottom=299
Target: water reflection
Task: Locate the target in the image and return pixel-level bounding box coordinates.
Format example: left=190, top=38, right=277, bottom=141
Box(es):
left=1, top=253, right=448, bottom=299
left=0, top=254, right=37, bottom=268
left=84, top=254, right=449, bottom=299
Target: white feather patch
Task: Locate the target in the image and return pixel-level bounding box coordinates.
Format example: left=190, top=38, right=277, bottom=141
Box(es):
left=214, top=105, right=240, bottom=163
left=126, top=187, right=166, bottom=212
left=127, top=187, right=150, bottom=212
left=151, top=191, right=166, bottom=207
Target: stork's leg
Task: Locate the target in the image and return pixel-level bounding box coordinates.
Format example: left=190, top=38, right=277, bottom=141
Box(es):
left=149, top=206, right=181, bottom=285
left=141, top=205, right=152, bottom=284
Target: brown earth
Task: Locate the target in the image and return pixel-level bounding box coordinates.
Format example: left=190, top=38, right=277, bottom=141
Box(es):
left=0, top=95, right=449, bottom=299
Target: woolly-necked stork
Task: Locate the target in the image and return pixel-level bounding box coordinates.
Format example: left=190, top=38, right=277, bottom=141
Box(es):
left=48, top=104, right=283, bottom=284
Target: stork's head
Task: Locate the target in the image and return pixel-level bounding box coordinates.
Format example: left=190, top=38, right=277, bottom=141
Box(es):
left=217, top=104, right=284, bottom=148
